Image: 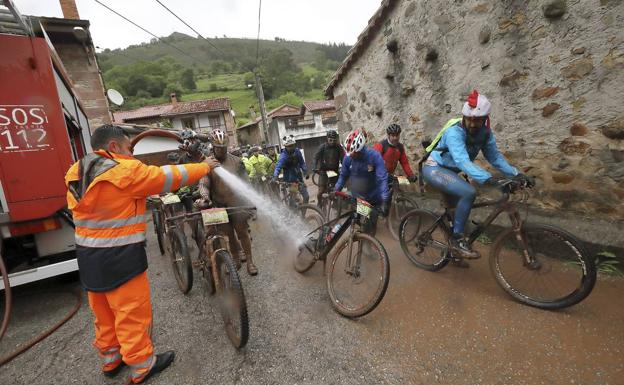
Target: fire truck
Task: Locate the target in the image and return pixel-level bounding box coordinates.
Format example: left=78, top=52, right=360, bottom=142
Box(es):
left=0, top=1, right=93, bottom=289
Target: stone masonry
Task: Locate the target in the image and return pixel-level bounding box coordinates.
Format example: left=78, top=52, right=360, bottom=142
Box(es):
left=329, top=0, right=624, bottom=221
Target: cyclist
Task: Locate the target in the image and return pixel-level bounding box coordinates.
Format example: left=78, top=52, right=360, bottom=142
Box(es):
left=422, top=90, right=532, bottom=262
left=334, top=129, right=390, bottom=235
left=195, top=130, right=258, bottom=275
left=241, top=151, right=252, bottom=175
left=313, top=130, right=345, bottom=206
left=271, top=135, right=310, bottom=204
left=373, top=123, right=418, bottom=184
left=264, top=145, right=279, bottom=176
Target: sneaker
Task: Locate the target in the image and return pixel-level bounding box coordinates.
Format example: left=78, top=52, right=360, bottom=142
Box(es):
left=450, top=235, right=480, bottom=259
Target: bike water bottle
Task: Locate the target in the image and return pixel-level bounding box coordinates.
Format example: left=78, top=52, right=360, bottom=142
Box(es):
left=325, top=223, right=342, bottom=243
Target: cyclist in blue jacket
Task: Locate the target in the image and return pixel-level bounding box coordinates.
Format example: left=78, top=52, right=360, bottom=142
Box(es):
left=272, top=135, right=310, bottom=203
left=423, top=90, right=532, bottom=262
left=334, top=129, right=390, bottom=235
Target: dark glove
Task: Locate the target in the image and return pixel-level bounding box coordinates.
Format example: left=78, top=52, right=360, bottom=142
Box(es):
left=305, top=172, right=310, bottom=180
left=513, top=173, right=535, bottom=188
left=380, top=201, right=390, bottom=217
left=408, top=175, right=418, bottom=184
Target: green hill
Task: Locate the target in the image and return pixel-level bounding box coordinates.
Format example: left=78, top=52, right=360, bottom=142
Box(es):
left=100, top=33, right=349, bottom=124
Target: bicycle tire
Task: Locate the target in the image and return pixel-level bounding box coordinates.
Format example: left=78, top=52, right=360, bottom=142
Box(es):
left=312, top=172, right=320, bottom=186
left=490, top=223, right=596, bottom=310
left=152, top=209, right=165, bottom=255
left=169, top=227, right=193, bottom=294
left=399, top=209, right=450, bottom=271
left=326, top=232, right=390, bottom=318
left=214, top=250, right=249, bottom=348
left=294, top=209, right=326, bottom=274
left=387, top=196, right=419, bottom=240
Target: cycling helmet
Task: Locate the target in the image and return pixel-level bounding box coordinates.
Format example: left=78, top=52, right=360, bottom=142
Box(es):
left=344, top=129, right=367, bottom=155
left=283, top=135, right=296, bottom=147
left=462, top=90, right=491, bottom=117
left=210, top=129, right=228, bottom=146
left=327, top=130, right=339, bottom=139
left=386, top=123, right=402, bottom=134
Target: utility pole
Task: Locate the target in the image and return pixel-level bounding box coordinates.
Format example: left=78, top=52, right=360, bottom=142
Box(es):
left=254, top=71, right=270, bottom=145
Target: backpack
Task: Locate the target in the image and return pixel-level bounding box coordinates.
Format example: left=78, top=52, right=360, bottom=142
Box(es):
left=416, top=118, right=462, bottom=193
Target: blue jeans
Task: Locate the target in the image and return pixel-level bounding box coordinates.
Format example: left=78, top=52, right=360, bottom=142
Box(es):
left=422, top=165, right=476, bottom=235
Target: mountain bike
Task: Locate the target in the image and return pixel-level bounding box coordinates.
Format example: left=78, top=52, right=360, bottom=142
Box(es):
left=167, top=206, right=256, bottom=348
left=386, top=175, right=418, bottom=240
left=398, top=180, right=596, bottom=310
left=295, top=191, right=390, bottom=318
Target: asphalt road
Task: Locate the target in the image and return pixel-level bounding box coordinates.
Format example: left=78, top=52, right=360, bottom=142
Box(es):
left=1, top=204, right=623, bottom=385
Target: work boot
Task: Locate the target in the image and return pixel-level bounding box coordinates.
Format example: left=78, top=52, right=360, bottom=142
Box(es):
left=130, top=351, right=175, bottom=384
left=450, top=234, right=480, bottom=260
left=103, top=361, right=126, bottom=378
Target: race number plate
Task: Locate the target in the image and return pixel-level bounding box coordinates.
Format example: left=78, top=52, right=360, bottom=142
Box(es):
left=161, top=194, right=181, bottom=205
left=397, top=176, right=410, bottom=185
left=262, top=176, right=267, bottom=182
left=326, top=171, right=338, bottom=178
left=201, top=208, right=229, bottom=225
left=356, top=199, right=372, bottom=218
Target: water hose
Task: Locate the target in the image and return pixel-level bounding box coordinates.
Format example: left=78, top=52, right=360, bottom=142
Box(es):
left=0, top=210, right=82, bottom=367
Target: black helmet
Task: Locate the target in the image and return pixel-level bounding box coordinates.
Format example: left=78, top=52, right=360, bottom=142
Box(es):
left=327, top=130, right=339, bottom=139
left=386, top=123, right=401, bottom=134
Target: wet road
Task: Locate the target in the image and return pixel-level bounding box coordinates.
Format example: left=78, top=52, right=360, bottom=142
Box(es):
left=1, top=206, right=623, bottom=385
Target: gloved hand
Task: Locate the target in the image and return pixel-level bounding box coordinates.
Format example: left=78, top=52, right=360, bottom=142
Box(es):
left=304, top=172, right=310, bottom=180
left=513, top=173, right=535, bottom=188
left=380, top=201, right=390, bottom=217
left=408, top=175, right=418, bottom=183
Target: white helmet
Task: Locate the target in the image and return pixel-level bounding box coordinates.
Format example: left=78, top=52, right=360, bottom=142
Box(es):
left=462, top=90, right=491, bottom=117
left=211, top=129, right=228, bottom=146
left=344, top=129, right=367, bottom=155
left=283, top=135, right=296, bottom=147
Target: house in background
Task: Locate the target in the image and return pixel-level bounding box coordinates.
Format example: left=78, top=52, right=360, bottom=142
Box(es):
left=237, top=104, right=300, bottom=147
left=113, top=94, right=238, bottom=147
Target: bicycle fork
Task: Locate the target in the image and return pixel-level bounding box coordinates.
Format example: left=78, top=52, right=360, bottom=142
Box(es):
left=344, top=226, right=362, bottom=279
left=508, top=209, right=541, bottom=270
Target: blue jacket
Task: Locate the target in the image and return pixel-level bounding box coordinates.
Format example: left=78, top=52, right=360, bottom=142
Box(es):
left=273, top=148, right=307, bottom=183
left=335, top=147, right=390, bottom=205
left=430, top=123, right=518, bottom=184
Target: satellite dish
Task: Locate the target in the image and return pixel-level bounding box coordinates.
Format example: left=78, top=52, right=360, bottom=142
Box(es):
left=107, top=89, right=124, bottom=106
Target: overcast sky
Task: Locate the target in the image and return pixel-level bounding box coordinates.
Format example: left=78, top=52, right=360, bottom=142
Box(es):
left=14, top=0, right=382, bottom=50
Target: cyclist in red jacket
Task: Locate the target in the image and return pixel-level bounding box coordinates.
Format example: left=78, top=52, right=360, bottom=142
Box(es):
left=373, top=123, right=417, bottom=183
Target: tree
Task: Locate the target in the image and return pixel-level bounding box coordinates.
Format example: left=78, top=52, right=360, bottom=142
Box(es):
left=180, top=69, right=196, bottom=90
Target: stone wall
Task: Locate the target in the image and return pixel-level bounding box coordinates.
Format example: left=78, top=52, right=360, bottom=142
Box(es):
left=331, top=0, right=624, bottom=220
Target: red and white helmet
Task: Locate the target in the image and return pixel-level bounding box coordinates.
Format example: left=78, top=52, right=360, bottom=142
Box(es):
left=462, top=90, right=491, bottom=117
left=211, top=129, right=228, bottom=146
left=344, top=129, right=367, bottom=155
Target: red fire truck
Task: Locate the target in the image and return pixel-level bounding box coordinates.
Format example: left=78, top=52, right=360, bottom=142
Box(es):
left=0, top=3, right=92, bottom=289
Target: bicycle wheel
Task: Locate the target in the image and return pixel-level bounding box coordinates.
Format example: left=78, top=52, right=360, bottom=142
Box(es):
left=152, top=209, right=165, bottom=255
left=312, top=172, right=320, bottom=186
left=169, top=227, right=193, bottom=294
left=294, top=208, right=326, bottom=273
left=387, top=196, right=419, bottom=240
left=490, top=223, right=596, bottom=309
left=399, top=209, right=450, bottom=271
left=214, top=250, right=249, bottom=348
left=326, top=232, right=390, bottom=318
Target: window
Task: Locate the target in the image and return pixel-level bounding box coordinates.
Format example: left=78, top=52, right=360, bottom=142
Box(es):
left=207, top=114, right=222, bottom=129
left=182, top=117, right=195, bottom=129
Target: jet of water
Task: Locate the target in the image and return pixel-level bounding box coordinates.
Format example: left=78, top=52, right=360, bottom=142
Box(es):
left=213, top=167, right=314, bottom=246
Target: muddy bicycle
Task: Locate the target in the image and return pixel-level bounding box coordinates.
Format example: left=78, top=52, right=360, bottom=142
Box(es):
left=386, top=175, right=419, bottom=240
left=295, top=191, right=390, bottom=318
left=166, top=206, right=256, bottom=348
left=398, top=180, right=596, bottom=309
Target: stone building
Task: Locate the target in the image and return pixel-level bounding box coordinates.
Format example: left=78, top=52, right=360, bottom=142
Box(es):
left=326, top=0, right=624, bottom=221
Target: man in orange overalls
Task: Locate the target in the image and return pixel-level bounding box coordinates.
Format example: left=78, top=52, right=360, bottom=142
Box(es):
left=65, top=124, right=219, bottom=383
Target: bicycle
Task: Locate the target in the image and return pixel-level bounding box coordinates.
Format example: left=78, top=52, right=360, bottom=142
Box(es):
left=398, top=180, right=597, bottom=310
left=166, top=206, right=256, bottom=348
left=386, top=175, right=419, bottom=240
left=295, top=191, right=390, bottom=318
left=148, top=196, right=166, bottom=256
left=312, top=169, right=344, bottom=222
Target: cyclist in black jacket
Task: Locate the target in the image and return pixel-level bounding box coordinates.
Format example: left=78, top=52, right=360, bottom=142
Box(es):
left=313, top=130, right=345, bottom=205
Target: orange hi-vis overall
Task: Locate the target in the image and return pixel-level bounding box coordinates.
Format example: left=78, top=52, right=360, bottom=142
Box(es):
left=66, top=150, right=209, bottom=382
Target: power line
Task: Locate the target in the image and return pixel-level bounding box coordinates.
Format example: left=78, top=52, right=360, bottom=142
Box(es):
left=92, top=0, right=204, bottom=64
left=152, top=0, right=255, bottom=73
left=255, top=0, right=262, bottom=70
